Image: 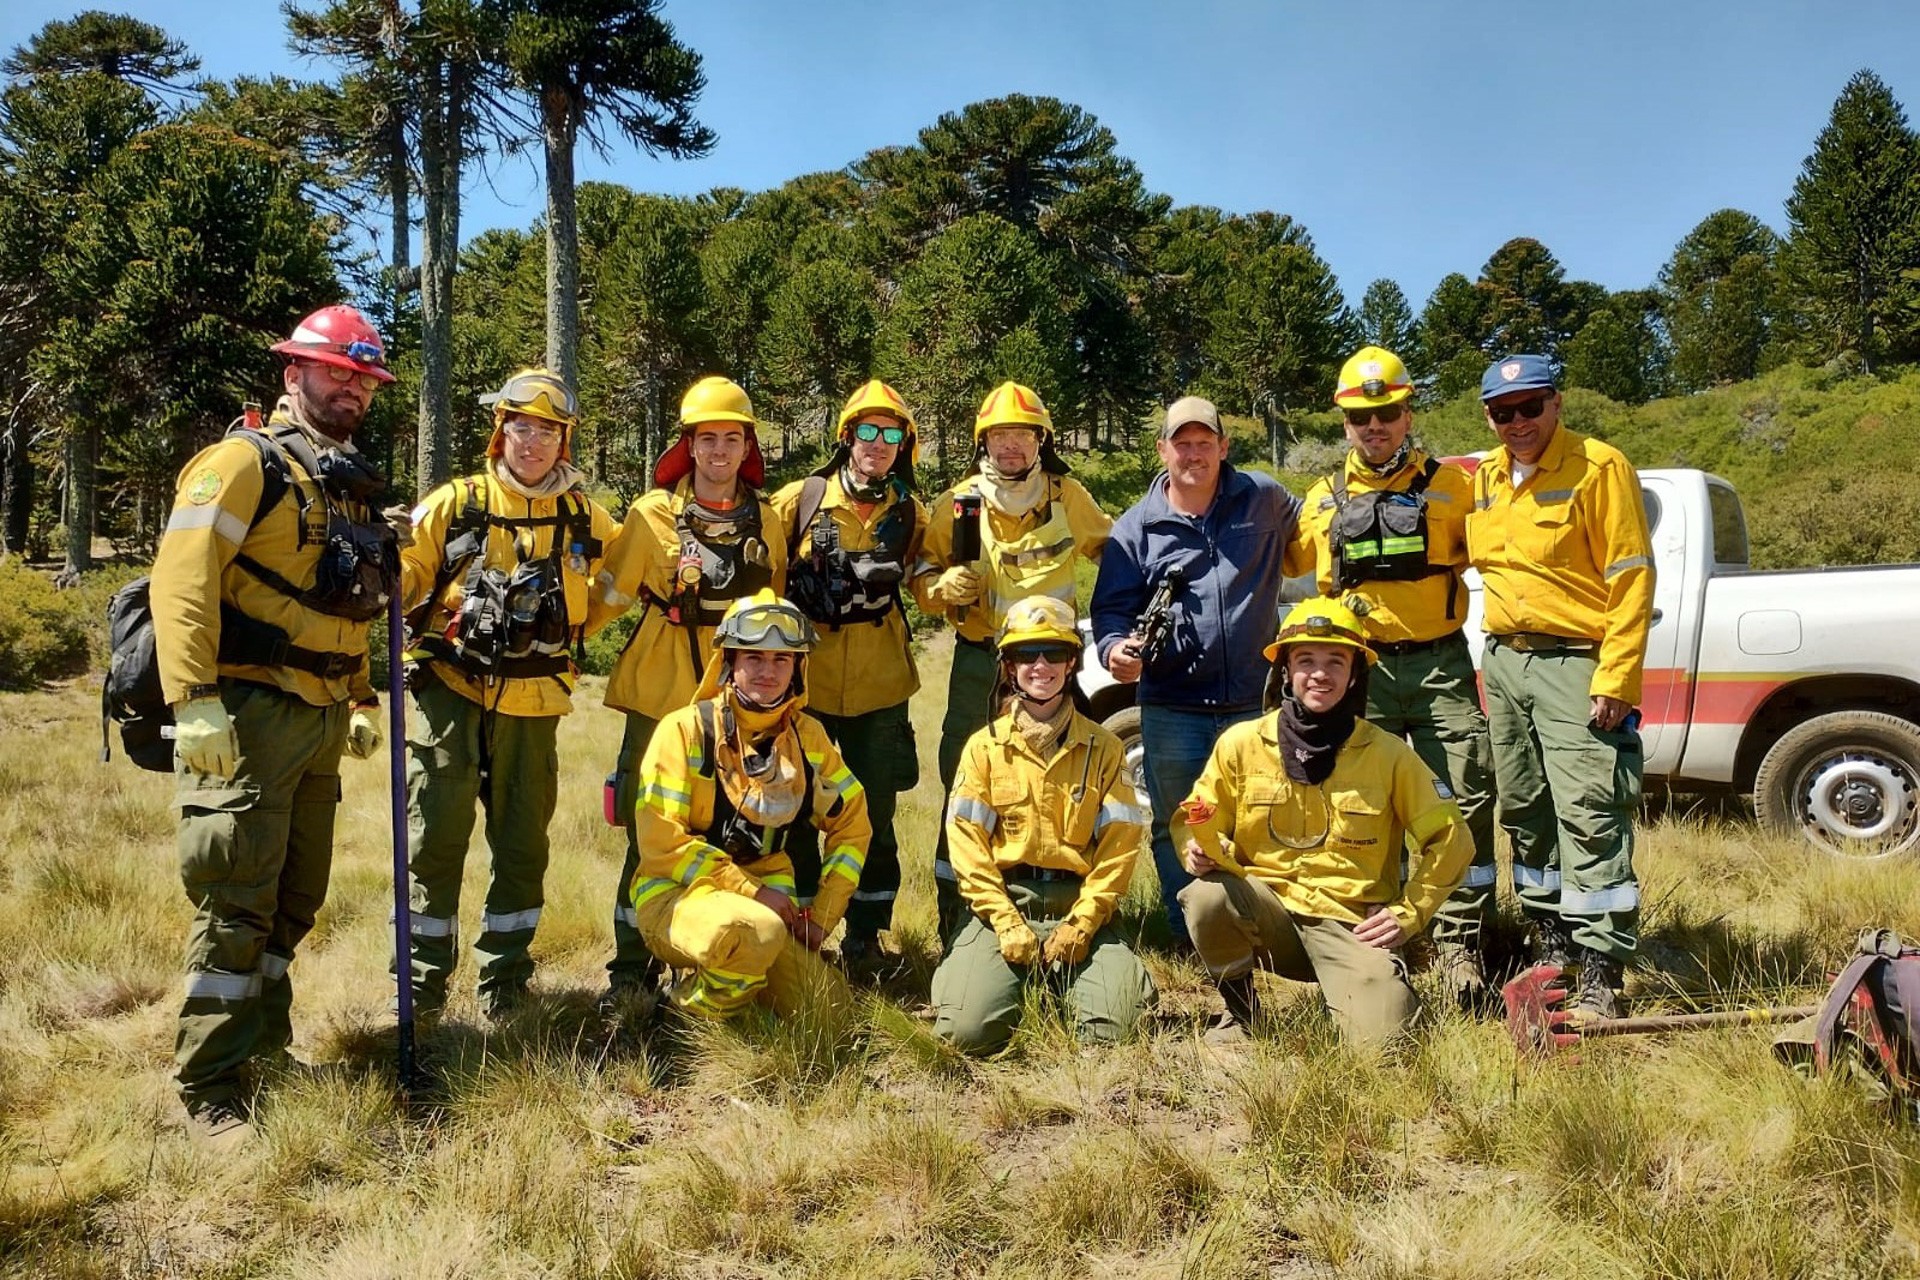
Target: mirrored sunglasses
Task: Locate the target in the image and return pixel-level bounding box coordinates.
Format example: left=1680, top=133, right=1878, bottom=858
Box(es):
left=852, top=422, right=907, bottom=445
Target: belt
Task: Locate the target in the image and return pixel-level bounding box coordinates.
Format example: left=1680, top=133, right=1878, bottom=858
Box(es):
left=1004, top=865, right=1081, bottom=884
left=1372, top=630, right=1465, bottom=657
left=1488, top=632, right=1598, bottom=654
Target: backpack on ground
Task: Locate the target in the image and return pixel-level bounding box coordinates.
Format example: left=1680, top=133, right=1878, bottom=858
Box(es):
left=1775, top=927, right=1920, bottom=1105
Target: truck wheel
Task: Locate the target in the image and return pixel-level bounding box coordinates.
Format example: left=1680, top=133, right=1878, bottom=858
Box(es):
left=1753, top=711, right=1920, bottom=859
left=1102, top=704, right=1148, bottom=809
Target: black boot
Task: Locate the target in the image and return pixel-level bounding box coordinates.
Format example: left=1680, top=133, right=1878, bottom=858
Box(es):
left=1528, top=914, right=1575, bottom=968
left=1206, top=973, right=1261, bottom=1045
left=1573, top=947, right=1624, bottom=1020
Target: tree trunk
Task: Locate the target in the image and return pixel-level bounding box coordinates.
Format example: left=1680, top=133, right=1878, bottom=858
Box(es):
left=542, top=86, right=581, bottom=390
left=2, top=417, right=31, bottom=554
left=1260, top=396, right=1284, bottom=470
left=61, top=417, right=95, bottom=577
left=386, top=109, right=412, bottom=294
left=416, top=53, right=464, bottom=490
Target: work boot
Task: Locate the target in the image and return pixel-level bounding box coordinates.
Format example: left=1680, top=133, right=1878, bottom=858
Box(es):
left=837, top=931, right=903, bottom=986
left=1572, top=948, right=1624, bottom=1021
left=1528, top=915, right=1575, bottom=969
left=186, top=1098, right=254, bottom=1149
left=480, top=983, right=530, bottom=1025
left=1204, top=973, right=1261, bottom=1046
left=1434, top=942, right=1491, bottom=1015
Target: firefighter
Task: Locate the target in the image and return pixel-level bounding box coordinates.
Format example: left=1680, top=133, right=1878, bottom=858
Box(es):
left=595, top=376, right=788, bottom=1008
left=1284, top=345, right=1498, bottom=1009
left=397, top=368, right=622, bottom=1021
left=932, top=597, right=1154, bottom=1054
left=772, top=380, right=927, bottom=973
left=1173, top=599, right=1474, bottom=1047
left=152, top=304, right=403, bottom=1142
left=1469, top=354, right=1654, bottom=1018
left=913, top=383, right=1111, bottom=942
left=629, top=591, right=871, bottom=1019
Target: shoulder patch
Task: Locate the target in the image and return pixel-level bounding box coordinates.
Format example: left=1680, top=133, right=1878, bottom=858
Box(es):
left=186, top=468, right=223, bottom=506
left=1432, top=778, right=1455, bottom=800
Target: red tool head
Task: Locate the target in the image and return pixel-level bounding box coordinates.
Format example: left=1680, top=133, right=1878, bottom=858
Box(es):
left=1503, top=963, right=1580, bottom=1055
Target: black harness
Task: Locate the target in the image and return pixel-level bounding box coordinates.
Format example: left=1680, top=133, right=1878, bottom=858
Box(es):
left=1327, top=457, right=1459, bottom=620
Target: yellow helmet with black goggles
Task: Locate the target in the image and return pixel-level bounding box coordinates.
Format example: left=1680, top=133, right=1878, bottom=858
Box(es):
left=716, top=591, right=817, bottom=653
left=1262, top=597, right=1377, bottom=666
left=482, top=368, right=577, bottom=427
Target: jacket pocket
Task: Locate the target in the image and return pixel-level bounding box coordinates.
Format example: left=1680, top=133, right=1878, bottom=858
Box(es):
left=1519, top=498, right=1577, bottom=567
left=1325, top=789, right=1391, bottom=862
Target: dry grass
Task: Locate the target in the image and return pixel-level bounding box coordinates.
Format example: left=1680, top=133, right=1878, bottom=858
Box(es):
left=6, top=635, right=1920, bottom=1278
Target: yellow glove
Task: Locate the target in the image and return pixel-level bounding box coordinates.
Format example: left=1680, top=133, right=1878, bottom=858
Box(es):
left=173, top=696, right=238, bottom=779
left=996, top=920, right=1039, bottom=967
left=344, top=706, right=382, bottom=759
left=383, top=504, right=415, bottom=549
left=933, top=565, right=982, bottom=607
left=1041, top=920, right=1093, bottom=968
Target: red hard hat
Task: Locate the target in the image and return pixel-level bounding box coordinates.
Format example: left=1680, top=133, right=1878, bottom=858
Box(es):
left=271, top=305, right=396, bottom=384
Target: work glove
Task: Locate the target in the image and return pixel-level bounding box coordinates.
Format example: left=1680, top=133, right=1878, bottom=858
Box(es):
left=383, top=504, right=415, bottom=549
left=933, top=565, right=982, bottom=607
left=344, top=705, right=382, bottom=759
left=1041, top=920, right=1093, bottom=969
left=174, top=696, right=238, bottom=779
left=996, top=920, right=1039, bottom=967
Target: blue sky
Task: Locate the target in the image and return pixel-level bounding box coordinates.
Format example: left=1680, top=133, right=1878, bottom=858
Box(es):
left=9, top=1, right=1920, bottom=309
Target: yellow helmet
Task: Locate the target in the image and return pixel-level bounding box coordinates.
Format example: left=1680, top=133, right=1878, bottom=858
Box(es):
left=1333, top=346, right=1413, bottom=410
left=1262, top=597, right=1377, bottom=666
left=974, top=381, right=1052, bottom=440
left=680, top=375, right=756, bottom=427
left=715, top=590, right=817, bottom=654
left=997, top=595, right=1082, bottom=654
left=484, top=367, right=576, bottom=427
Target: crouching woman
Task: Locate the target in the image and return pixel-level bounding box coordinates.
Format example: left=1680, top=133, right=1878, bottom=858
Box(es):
left=630, top=591, right=871, bottom=1019
left=933, top=596, right=1156, bottom=1054
left=1174, top=598, right=1473, bottom=1047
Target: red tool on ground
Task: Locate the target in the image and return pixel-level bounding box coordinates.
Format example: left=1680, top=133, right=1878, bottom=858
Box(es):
left=1502, top=963, right=1818, bottom=1055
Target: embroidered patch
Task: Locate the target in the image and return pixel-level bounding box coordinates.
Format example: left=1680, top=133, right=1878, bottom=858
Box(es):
left=1433, top=779, right=1456, bottom=800
left=185, top=468, right=223, bottom=505
left=1500, top=361, right=1522, bottom=382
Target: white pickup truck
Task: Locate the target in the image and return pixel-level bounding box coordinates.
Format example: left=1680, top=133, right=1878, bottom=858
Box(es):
left=1078, top=467, right=1920, bottom=858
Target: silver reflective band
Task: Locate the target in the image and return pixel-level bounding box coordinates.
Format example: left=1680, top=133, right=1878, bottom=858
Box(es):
left=1560, top=884, right=1640, bottom=913
left=932, top=858, right=958, bottom=882
left=1512, top=864, right=1563, bottom=891
left=946, top=795, right=998, bottom=834
left=166, top=503, right=251, bottom=548
left=1605, top=554, right=1652, bottom=579
left=483, top=907, right=543, bottom=933
left=1462, top=863, right=1499, bottom=888
left=259, top=953, right=292, bottom=980
left=852, top=889, right=897, bottom=902
left=406, top=912, right=457, bottom=938
left=1093, top=799, right=1147, bottom=834
left=1535, top=488, right=1576, bottom=503
left=185, top=969, right=260, bottom=1002
left=614, top=906, right=639, bottom=928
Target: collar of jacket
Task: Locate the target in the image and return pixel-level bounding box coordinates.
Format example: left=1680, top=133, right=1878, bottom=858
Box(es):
left=1139, top=462, right=1247, bottom=527
left=1342, top=448, right=1432, bottom=489
left=987, top=704, right=1099, bottom=761
left=1489, top=423, right=1576, bottom=487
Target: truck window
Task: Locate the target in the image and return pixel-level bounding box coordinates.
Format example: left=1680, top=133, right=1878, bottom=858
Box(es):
left=1642, top=490, right=1662, bottom=539
left=1708, top=481, right=1750, bottom=567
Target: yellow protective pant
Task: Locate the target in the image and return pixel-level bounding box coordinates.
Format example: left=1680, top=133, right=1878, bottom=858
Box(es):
left=635, top=881, right=847, bottom=1019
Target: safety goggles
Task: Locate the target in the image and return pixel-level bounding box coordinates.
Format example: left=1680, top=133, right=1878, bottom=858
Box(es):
left=1275, top=615, right=1368, bottom=648
left=1004, top=643, right=1078, bottom=666
left=317, top=363, right=386, bottom=393
left=503, top=418, right=565, bottom=443
left=1487, top=395, right=1551, bottom=425
left=1342, top=404, right=1405, bottom=428
left=498, top=372, right=577, bottom=419
left=724, top=603, right=814, bottom=649
left=852, top=421, right=907, bottom=446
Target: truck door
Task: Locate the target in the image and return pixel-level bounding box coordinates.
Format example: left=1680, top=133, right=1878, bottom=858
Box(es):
left=1637, top=473, right=1691, bottom=771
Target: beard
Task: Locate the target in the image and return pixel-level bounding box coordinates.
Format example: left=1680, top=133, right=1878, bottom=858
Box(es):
left=295, top=379, right=368, bottom=441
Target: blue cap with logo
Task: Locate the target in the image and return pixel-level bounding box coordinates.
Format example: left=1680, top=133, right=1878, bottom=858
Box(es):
left=1480, top=354, right=1557, bottom=401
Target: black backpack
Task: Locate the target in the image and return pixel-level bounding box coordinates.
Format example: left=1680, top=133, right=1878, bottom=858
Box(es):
left=101, top=427, right=296, bottom=771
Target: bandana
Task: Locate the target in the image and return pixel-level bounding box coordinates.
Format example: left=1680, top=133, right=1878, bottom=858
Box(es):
left=1012, top=693, right=1071, bottom=756
left=977, top=456, right=1047, bottom=517
left=1275, top=662, right=1370, bottom=785
left=1365, top=439, right=1414, bottom=478
left=494, top=458, right=585, bottom=501
left=840, top=463, right=893, bottom=506
left=713, top=687, right=806, bottom=828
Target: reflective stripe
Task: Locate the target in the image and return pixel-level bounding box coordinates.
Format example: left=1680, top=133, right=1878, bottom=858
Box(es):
left=669, top=843, right=720, bottom=885
left=1093, top=798, right=1147, bottom=835
left=822, top=847, right=865, bottom=883
left=1475, top=496, right=1493, bottom=511
left=1535, top=488, right=1575, bottom=503
left=809, top=752, right=865, bottom=802
left=851, top=889, right=897, bottom=902
left=1605, top=554, right=1651, bottom=579
left=1512, top=865, right=1562, bottom=891
left=761, top=871, right=798, bottom=897
left=1461, top=862, right=1499, bottom=888
left=630, top=878, right=676, bottom=909
left=259, top=953, right=291, bottom=981
left=407, top=912, right=457, bottom=938
left=642, top=775, right=692, bottom=820
left=482, top=907, right=543, bottom=933
left=184, top=969, right=260, bottom=1002
left=933, top=858, right=957, bottom=882
left=166, top=503, right=250, bottom=547
left=946, top=795, right=998, bottom=834
left=614, top=905, right=639, bottom=928
left=1561, top=884, right=1640, bottom=913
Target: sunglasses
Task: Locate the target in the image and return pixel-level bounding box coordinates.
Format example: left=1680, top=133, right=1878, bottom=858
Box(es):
left=1343, top=404, right=1405, bottom=428
left=1488, top=395, right=1551, bottom=425
left=852, top=422, right=907, bottom=445
left=504, top=420, right=564, bottom=442
left=1005, top=644, right=1078, bottom=666
left=317, top=363, right=386, bottom=393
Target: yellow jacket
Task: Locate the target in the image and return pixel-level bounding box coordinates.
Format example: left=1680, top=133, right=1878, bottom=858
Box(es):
left=629, top=695, right=872, bottom=935
left=596, top=481, right=788, bottom=719
left=945, top=707, right=1145, bottom=938
left=770, top=474, right=927, bottom=717
left=1284, top=449, right=1473, bottom=645
left=1172, top=716, right=1472, bottom=936
left=152, top=401, right=378, bottom=708
left=1466, top=426, right=1655, bottom=703
left=400, top=468, right=622, bottom=718
left=912, top=474, right=1111, bottom=644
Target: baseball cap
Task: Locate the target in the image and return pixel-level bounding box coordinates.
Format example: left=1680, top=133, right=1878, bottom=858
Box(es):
left=1161, top=395, right=1223, bottom=440
left=1481, top=354, right=1557, bottom=401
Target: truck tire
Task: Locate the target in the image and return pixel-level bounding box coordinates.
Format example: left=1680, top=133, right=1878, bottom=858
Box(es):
left=1753, top=711, right=1920, bottom=859
left=1102, top=704, right=1147, bottom=809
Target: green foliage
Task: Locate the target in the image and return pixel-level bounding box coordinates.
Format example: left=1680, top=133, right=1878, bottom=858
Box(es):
left=1660, top=209, right=1783, bottom=391
left=1, top=11, right=197, bottom=87
left=1357, top=277, right=1415, bottom=354
left=0, top=560, right=90, bottom=689
left=1563, top=289, right=1670, bottom=405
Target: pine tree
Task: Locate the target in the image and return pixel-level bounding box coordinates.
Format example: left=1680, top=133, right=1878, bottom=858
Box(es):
left=1357, top=278, right=1415, bottom=355
left=1659, top=208, right=1780, bottom=390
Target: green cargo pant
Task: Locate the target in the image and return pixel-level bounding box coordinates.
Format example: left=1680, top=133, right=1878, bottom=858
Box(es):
left=1179, top=872, right=1419, bottom=1046
left=175, top=681, right=348, bottom=1110
left=786, top=701, right=919, bottom=940
left=932, top=878, right=1156, bottom=1055
left=608, top=711, right=663, bottom=991
left=403, top=672, right=560, bottom=1009
left=933, top=638, right=999, bottom=942
left=1482, top=640, right=1643, bottom=962
left=1367, top=632, right=1498, bottom=948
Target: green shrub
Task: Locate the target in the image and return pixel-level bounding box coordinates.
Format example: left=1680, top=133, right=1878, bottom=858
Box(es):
left=582, top=607, right=639, bottom=677
left=0, top=560, right=92, bottom=690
